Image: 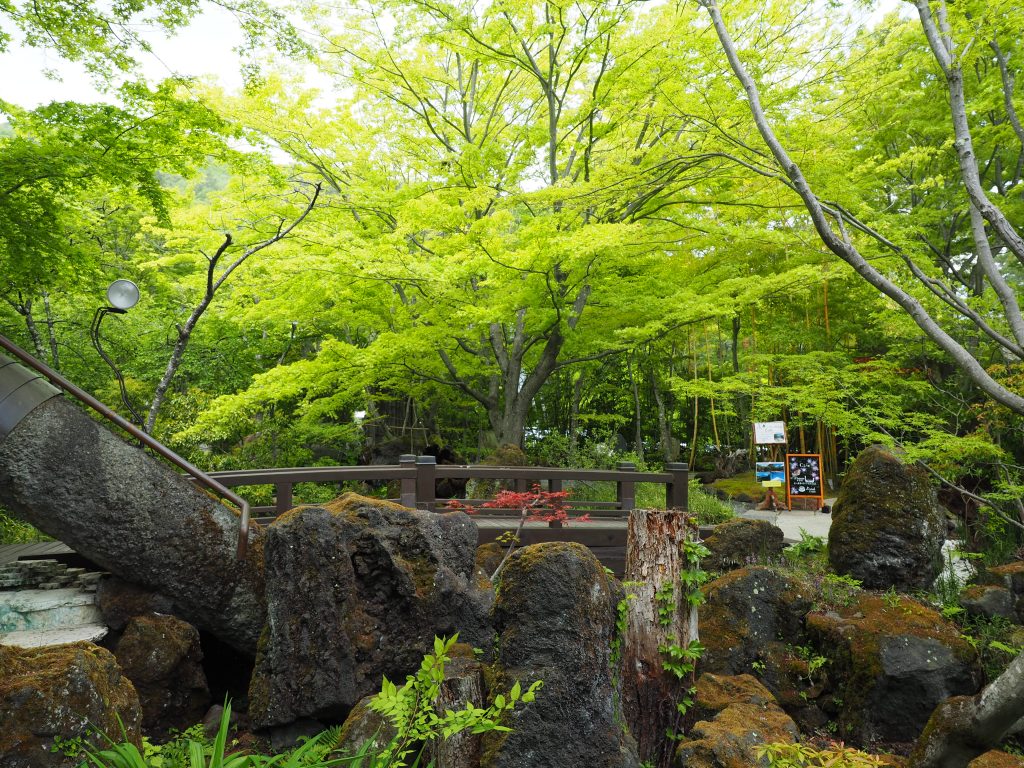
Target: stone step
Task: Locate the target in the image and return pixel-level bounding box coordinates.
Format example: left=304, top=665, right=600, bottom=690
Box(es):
left=0, top=623, right=108, bottom=648
left=0, top=587, right=103, bottom=633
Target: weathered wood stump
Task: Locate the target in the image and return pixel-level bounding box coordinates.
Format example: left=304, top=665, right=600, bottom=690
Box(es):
left=621, top=508, right=699, bottom=768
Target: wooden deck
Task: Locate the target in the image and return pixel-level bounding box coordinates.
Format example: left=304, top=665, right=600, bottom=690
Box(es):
left=0, top=541, right=73, bottom=564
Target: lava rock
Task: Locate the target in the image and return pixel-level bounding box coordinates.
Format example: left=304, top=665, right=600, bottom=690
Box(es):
left=674, top=673, right=798, bottom=768
left=114, top=614, right=210, bottom=735
left=0, top=396, right=266, bottom=654
left=828, top=446, right=945, bottom=590
left=0, top=642, right=141, bottom=768
left=699, top=567, right=813, bottom=676
left=986, top=562, right=1024, bottom=623
left=480, top=542, right=640, bottom=768
left=248, top=494, right=493, bottom=730
left=95, top=577, right=175, bottom=631
left=807, top=593, right=982, bottom=744
left=960, top=584, right=1018, bottom=622
left=703, top=519, right=785, bottom=571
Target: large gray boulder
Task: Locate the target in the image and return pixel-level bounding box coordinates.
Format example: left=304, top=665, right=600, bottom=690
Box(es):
left=0, top=396, right=265, bottom=654
left=248, top=494, right=493, bottom=730
left=0, top=641, right=142, bottom=768
left=828, top=445, right=945, bottom=590
left=480, top=542, right=640, bottom=768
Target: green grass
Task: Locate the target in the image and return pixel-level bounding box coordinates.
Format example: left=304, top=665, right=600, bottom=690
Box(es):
left=711, top=471, right=766, bottom=501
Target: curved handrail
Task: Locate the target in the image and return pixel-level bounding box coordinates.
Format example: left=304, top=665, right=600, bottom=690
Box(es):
left=0, top=333, right=251, bottom=559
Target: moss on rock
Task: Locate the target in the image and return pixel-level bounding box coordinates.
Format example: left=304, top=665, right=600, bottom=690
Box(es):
left=828, top=446, right=945, bottom=590
left=807, top=594, right=981, bottom=745
left=674, top=674, right=798, bottom=768
left=0, top=641, right=141, bottom=768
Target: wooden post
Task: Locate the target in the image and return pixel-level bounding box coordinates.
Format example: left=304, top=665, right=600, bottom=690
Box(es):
left=617, top=461, right=636, bottom=511
left=622, top=508, right=699, bottom=768
left=275, top=482, right=293, bottom=516
left=548, top=477, right=563, bottom=493
left=665, top=462, right=689, bottom=510
left=514, top=476, right=528, bottom=492
left=415, top=455, right=436, bottom=511
left=399, top=454, right=417, bottom=508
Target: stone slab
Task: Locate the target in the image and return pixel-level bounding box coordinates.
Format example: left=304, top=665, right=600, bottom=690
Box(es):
left=0, top=623, right=109, bottom=647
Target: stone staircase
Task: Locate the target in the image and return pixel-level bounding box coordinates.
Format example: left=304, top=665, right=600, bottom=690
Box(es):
left=0, top=559, right=108, bottom=647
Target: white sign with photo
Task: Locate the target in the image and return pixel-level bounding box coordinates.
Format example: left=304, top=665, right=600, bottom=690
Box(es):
left=753, top=421, right=787, bottom=445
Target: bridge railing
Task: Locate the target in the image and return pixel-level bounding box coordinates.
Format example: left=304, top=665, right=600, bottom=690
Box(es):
left=208, top=456, right=690, bottom=520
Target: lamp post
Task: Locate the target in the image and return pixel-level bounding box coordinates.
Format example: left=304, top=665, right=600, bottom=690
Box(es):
left=90, top=279, right=144, bottom=427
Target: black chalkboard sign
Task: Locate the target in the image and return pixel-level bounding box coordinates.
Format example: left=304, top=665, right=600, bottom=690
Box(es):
left=786, top=454, right=823, bottom=499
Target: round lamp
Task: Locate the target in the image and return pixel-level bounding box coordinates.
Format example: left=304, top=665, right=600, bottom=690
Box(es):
left=106, top=279, right=140, bottom=311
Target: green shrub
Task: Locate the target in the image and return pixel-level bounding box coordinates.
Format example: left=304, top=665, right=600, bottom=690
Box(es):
left=78, top=637, right=540, bottom=768
left=0, top=506, right=47, bottom=544
left=687, top=480, right=734, bottom=525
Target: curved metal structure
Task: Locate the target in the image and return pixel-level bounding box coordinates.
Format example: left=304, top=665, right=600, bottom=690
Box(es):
left=0, top=353, right=60, bottom=439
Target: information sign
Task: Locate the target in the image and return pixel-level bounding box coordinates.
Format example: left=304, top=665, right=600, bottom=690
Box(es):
left=753, top=421, right=787, bottom=445
left=786, top=453, right=823, bottom=502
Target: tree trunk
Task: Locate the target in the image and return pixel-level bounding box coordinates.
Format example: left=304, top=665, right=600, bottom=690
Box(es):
left=630, top=354, right=644, bottom=462
left=621, top=509, right=698, bottom=768
left=908, top=651, right=1024, bottom=768
left=41, top=290, right=60, bottom=371
left=568, top=370, right=584, bottom=454
left=0, top=394, right=265, bottom=654
left=430, top=656, right=484, bottom=768
left=653, top=377, right=677, bottom=463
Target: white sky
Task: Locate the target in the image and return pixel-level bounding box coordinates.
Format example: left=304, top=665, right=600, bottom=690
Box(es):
left=0, top=4, right=248, bottom=108
left=0, top=0, right=903, bottom=110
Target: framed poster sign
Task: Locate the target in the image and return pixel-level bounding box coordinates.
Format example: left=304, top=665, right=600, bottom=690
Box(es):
left=755, top=461, right=786, bottom=486
left=786, top=453, right=823, bottom=504
left=753, top=421, right=787, bottom=445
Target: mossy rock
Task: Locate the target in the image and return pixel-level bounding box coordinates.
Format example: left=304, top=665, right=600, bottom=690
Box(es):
left=674, top=674, right=798, bottom=768
left=828, top=445, right=945, bottom=590
left=333, top=696, right=396, bottom=759
left=699, top=567, right=813, bottom=677
left=806, top=593, right=982, bottom=745
left=249, top=494, right=493, bottom=730
left=703, top=519, right=785, bottom=571
left=114, top=614, right=210, bottom=735
left=481, top=542, right=640, bottom=768
left=0, top=641, right=142, bottom=768
left=959, top=584, right=1018, bottom=622
left=969, top=751, right=1024, bottom=768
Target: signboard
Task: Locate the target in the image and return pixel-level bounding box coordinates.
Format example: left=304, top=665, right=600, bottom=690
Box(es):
left=755, top=461, right=786, bottom=485
left=753, top=421, right=787, bottom=445
left=786, top=453, right=823, bottom=502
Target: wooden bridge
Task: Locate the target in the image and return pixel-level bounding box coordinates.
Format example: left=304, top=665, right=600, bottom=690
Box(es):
left=207, top=457, right=693, bottom=575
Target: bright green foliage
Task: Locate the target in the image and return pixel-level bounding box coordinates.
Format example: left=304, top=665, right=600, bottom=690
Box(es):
left=369, top=635, right=541, bottom=768
left=757, top=741, right=889, bottom=768
left=0, top=507, right=46, bottom=544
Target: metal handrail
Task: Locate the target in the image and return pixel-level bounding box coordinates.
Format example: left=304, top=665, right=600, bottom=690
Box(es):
left=0, top=333, right=251, bottom=559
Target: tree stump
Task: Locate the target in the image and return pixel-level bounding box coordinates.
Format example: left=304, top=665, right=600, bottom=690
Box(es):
left=621, top=508, right=699, bottom=768
left=430, top=655, right=484, bottom=768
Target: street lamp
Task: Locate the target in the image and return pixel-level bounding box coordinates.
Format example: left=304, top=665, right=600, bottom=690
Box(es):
left=90, top=279, right=144, bottom=426
left=106, top=279, right=140, bottom=311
